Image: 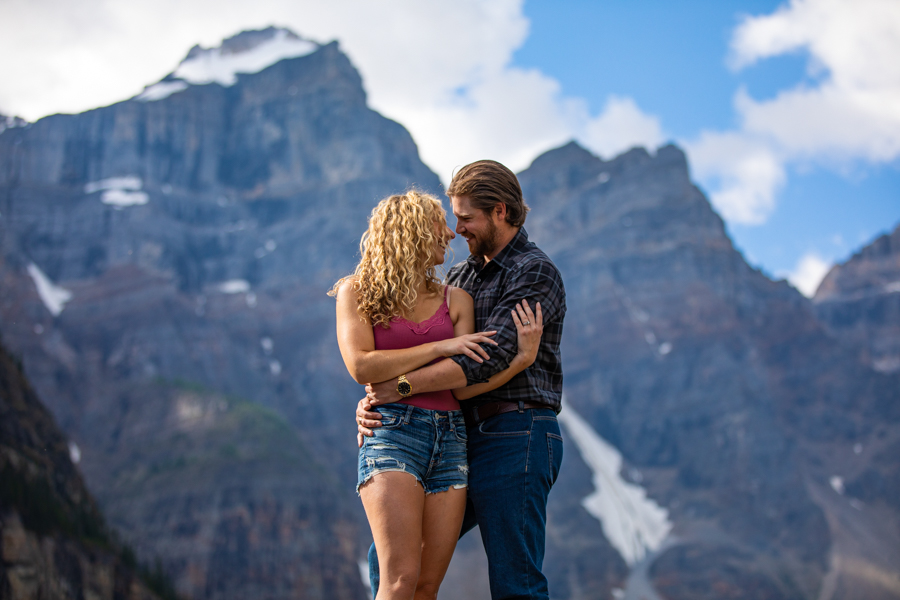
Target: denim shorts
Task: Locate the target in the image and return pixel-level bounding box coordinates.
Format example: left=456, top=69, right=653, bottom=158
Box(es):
left=357, top=403, right=468, bottom=495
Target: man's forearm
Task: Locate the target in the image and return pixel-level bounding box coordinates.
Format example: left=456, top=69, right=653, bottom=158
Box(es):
left=407, top=358, right=468, bottom=394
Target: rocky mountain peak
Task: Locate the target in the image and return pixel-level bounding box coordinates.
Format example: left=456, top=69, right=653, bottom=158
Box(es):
left=172, top=27, right=320, bottom=88
left=0, top=113, right=28, bottom=135
left=813, top=223, right=900, bottom=373
left=185, top=27, right=311, bottom=60
left=520, top=141, right=726, bottom=261
left=815, top=223, right=900, bottom=302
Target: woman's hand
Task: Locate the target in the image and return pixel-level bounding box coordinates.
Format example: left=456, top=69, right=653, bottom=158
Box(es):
left=356, top=397, right=382, bottom=447
left=433, top=331, right=498, bottom=363
left=512, top=300, right=542, bottom=367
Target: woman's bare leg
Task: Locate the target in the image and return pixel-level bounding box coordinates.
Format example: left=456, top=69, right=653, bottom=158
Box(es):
left=414, top=486, right=468, bottom=599
left=360, top=472, right=426, bottom=600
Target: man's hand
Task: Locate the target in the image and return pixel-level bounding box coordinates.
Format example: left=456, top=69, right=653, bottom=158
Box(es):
left=356, top=397, right=383, bottom=447
left=512, top=300, right=542, bottom=366
left=365, top=379, right=402, bottom=407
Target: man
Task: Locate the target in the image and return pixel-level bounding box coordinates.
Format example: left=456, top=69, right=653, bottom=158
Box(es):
left=357, top=159, right=566, bottom=599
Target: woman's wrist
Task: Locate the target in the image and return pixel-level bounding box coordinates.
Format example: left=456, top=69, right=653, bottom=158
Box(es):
left=511, top=353, right=530, bottom=372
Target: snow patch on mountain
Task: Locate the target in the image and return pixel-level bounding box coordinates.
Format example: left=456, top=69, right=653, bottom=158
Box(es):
left=173, top=28, right=317, bottom=87
left=27, top=262, right=72, bottom=316
left=558, top=404, right=672, bottom=566
left=84, top=176, right=149, bottom=207
left=101, top=189, right=149, bottom=207
left=136, top=81, right=188, bottom=102
left=132, top=28, right=317, bottom=103
left=218, top=280, right=251, bottom=294
left=68, top=442, right=81, bottom=465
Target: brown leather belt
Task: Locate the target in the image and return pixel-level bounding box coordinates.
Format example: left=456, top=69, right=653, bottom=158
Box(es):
left=462, top=400, right=547, bottom=428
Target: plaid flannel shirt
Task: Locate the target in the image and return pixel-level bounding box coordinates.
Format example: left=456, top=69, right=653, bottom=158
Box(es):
left=447, top=227, right=566, bottom=412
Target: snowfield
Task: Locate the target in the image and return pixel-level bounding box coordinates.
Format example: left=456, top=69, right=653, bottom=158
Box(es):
left=27, top=263, right=72, bottom=317
left=558, top=403, right=672, bottom=566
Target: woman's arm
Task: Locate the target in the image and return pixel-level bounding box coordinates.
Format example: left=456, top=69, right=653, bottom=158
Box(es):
left=335, top=280, right=496, bottom=385
left=452, top=300, right=543, bottom=400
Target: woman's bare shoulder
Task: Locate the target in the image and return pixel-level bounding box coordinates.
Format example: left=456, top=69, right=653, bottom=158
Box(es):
left=335, top=276, right=360, bottom=300
left=447, top=286, right=474, bottom=319
left=334, top=278, right=368, bottom=324
left=448, top=286, right=473, bottom=304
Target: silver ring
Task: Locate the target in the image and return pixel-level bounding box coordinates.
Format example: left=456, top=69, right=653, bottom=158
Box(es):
left=523, top=320, right=530, bottom=325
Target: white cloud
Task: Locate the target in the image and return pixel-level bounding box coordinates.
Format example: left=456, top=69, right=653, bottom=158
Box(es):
left=686, top=130, right=785, bottom=225
left=580, top=96, right=665, bottom=161
left=0, top=0, right=662, bottom=182
left=688, top=0, right=900, bottom=225
left=780, top=252, right=831, bottom=297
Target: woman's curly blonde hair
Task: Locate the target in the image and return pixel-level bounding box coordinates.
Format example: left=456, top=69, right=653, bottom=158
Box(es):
left=329, top=190, right=450, bottom=327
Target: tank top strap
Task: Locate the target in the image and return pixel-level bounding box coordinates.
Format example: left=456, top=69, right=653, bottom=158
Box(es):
left=444, top=284, right=451, bottom=311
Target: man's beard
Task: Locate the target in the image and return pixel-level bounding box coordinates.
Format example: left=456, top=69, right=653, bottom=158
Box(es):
left=469, top=218, right=499, bottom=257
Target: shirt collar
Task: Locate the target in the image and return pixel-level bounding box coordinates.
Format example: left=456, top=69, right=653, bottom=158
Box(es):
left=465, top=227, right=530, bottom=272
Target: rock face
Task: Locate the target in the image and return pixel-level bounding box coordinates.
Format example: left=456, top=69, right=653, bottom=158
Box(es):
left=0, top=341, right=160, bottom=600
left=0, top=27, right=437, bottom=600
left=814, top=224, right=900, bottom=375
left=812, top=225, right=900, bottom=599
left=517, top=142, right=900, bottom=600
left=2, top=27, right=899, bottom=600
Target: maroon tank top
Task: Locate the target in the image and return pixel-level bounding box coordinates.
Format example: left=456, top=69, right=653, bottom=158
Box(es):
left=373, top=286, right=459, bottom=411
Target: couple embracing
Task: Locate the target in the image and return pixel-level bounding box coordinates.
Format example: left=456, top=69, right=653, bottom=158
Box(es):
left=331, top=160, right=566, bottom=600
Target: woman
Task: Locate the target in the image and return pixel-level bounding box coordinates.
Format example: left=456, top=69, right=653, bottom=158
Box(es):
left=331, top=190, right=542, bottom=600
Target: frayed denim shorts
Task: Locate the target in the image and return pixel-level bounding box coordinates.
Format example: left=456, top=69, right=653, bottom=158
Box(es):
left=357, top=403, right=468, bottom=495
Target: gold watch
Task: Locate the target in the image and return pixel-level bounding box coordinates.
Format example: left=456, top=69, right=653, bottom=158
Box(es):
left=397, top=374, right=413, bottom=398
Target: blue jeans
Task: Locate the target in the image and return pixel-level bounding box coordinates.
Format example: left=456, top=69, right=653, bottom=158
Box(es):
left=357, top=404, right=468, bottom=494
left=368, top=407, right=563, bottom=599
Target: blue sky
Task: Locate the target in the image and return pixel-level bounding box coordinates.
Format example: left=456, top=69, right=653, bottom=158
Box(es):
left=513, top=0, right=900, bottom=288
left=1, top=0, right=898, bottom=294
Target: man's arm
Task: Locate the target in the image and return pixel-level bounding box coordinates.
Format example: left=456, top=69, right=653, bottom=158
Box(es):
left=450, top=257, right=565, bottom=385
left=363, top=258, right=564, bottom=406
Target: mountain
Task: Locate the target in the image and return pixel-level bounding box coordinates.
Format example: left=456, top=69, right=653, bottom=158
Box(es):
left=814, top=224, right=900, bottom=375
left=517, top=142, right=900, bottom=600
left=0, top=339, right=161, bottom=600
left=0, top=113, right=28, bottom=136
left=0, top=26, right=440, bottom=600
left=812, top=224, right=900, bottom=577
left=2, top=26, right=899, bottom=600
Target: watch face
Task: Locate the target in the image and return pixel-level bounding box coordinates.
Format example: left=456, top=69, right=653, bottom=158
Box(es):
left=398, top=381, right=412, bottom=396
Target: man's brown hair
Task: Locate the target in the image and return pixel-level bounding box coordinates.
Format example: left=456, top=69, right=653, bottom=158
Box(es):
left=447, top=160, right=529, bottom=227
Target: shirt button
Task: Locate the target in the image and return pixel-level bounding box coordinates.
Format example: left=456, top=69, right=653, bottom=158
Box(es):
left=476, top=278, right=482, bottom=283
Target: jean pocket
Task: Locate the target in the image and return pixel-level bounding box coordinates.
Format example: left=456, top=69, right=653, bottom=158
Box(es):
left=478, top=411, right=531, bottom=436
left=376, top=406, right=406, bottom=430
left=547, top=432, right=563, bottom=484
